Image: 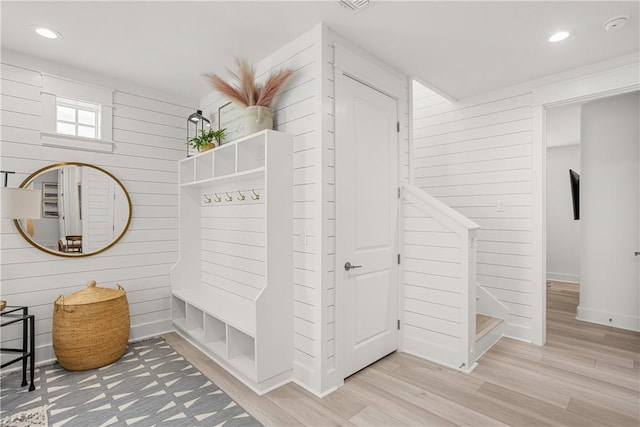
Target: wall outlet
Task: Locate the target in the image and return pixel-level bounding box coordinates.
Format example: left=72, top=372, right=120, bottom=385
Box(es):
left=498, top=200, right=505, bottom=212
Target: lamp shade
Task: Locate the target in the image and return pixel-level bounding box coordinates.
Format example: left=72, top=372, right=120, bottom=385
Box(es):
left=1, top=187, right=42, bottom=219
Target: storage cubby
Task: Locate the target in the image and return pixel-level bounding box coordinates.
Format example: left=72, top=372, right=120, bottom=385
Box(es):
left=228, top=326, right=256, bottom=377
left=237, top=135, right=265, bottom=173
left=179, top=158, right=195, bottom=185
left=213, top=144, right=236, bottom=178
left=186, top=305, right=204, bottom=341
left=172, top=129, right=293, bottom=394
left=172, top=297, right=186, bottom=330
left=204, top=314, right=226, bottom=357
left=195, top=150, right=214, bottom=181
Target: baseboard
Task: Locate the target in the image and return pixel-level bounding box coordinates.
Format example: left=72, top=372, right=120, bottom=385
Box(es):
left=546, top=272, right=580, bottom=283
left=576, top=305, right=640, bottom=332
left=402, top=337, right=472, bottom=372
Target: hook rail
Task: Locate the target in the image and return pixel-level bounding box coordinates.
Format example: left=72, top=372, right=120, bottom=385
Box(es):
left=202, top=188, right=263, bottom=203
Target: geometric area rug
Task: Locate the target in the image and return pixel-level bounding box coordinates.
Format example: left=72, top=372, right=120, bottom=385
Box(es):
left=0, top=337, right=262, bottom=427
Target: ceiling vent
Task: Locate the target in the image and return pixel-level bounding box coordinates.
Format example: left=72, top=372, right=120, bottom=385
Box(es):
left=603, top=15, right=629, bottom=31
left=339, top=0, right=371, bottom=13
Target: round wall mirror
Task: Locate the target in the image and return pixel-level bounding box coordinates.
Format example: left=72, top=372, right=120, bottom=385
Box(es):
left=15, top=162, right=132, bottom=257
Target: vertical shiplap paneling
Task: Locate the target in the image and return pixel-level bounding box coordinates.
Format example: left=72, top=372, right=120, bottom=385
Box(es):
left=412, top=81, right=534, bottom=340
left=199, top=27, right=324, bottom=392
left=0, top=59, right=197, bottom=363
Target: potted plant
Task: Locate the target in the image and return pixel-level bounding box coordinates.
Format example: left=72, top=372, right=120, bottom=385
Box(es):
left=188, top=128, right=226, bottom=152
left=206, top=59, right=292, bottom=135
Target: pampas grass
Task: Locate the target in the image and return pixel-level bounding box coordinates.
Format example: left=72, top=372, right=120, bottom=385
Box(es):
left=207, top=59, right=292, bottom=109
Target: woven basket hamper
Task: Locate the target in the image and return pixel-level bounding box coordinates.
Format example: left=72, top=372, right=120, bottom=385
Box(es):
left=53, top=280, right=130, bottom=371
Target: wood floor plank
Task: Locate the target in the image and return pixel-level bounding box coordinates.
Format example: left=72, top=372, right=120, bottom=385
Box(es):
left=346, top=377, right=457, bottom=426
left=477, top=381, right=599, bottom=427
left=163, top=280, right=640, bottom=426
left=348, top=406, right=405, bottom=427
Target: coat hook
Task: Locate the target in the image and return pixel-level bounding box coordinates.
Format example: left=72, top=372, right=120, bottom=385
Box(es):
left=251, top=189, right=260, bottom=200
left=203, top=194, right=212, bottom=203
left=237, top=190, right=246, bottom=201
left=225, top=192, right=233, bottom=202
left=214, top=193, right=221, bottom=202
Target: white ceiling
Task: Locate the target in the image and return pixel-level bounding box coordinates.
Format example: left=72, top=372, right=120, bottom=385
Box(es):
left=1, top=1, right=638, bottom=101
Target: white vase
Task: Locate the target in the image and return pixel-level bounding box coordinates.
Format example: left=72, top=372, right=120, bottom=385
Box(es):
left=244, top=106, right=273, bottom=135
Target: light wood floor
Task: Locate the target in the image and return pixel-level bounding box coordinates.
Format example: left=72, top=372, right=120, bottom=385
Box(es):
left=165, top=282, right=640, bottom=426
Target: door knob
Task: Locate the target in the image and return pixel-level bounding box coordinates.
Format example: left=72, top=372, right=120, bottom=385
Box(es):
left=344, top=261, right=362, bottom=271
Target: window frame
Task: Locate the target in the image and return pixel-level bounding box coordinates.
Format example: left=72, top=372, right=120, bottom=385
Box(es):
left=41, top=74, right=114, bottom=153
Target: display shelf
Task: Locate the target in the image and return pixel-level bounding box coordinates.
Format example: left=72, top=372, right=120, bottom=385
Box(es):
left=172, top=129, right=293, bottom=394
left=237, top=136, right=265, bottom=172
left=179, top=158, right=195, bottom=185
left=172, top=297, right=186, bottom=330
left=214, top=144, right=236, bottom=178
left=186, top=305, right=205, bottom=342
left=195, top=151, right=214, bottom=181
left=204, top=313, right=227, bottom=357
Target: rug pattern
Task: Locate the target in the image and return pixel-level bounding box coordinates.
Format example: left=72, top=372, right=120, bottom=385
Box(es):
left=0, top=338, right=261, bottom=426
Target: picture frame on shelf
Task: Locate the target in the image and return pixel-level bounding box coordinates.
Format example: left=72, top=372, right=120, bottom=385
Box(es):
left=42, top=182, right=58, bottom=199
left=218, top=102, right=244, bottom=144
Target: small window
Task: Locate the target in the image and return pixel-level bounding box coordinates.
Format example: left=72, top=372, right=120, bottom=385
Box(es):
left=56, top=98, right=101, bottom=139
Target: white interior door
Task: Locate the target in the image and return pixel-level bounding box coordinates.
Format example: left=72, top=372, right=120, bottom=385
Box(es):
left=336, top=72, right=399, bottom=379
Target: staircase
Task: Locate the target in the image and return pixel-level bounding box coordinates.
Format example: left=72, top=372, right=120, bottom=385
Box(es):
left=476, top=314, right=504, bottom=359
left=400, top=183, right=507, bottom=371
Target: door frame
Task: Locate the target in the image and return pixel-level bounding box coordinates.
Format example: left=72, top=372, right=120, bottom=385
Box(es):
left=531, top=62, right=639, bottom=345
left=333, top=43, right=408, bottom=382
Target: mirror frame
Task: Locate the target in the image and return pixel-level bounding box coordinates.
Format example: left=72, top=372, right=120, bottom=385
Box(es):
left=15, top=162, right=132, bottom=258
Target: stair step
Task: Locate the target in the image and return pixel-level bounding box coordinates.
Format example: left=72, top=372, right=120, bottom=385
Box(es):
left=476, top=314, right=503, bottom=341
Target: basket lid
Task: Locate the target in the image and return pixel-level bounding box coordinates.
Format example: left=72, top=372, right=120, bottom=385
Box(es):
left=55, top=280, right=126, bottom=306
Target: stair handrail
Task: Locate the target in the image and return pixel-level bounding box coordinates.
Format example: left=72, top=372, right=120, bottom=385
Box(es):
left=402, top=183, right=480, bottom=233
left=401, top=183, right=481, bottom=371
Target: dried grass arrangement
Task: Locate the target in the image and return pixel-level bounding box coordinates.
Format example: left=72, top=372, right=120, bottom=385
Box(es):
left=207, top=59, right=293, bottom=109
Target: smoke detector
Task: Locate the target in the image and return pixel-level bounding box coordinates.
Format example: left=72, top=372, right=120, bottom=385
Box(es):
left=339, top=0, right=371, bottom=13
left=603, top=15, right=629, bottom=31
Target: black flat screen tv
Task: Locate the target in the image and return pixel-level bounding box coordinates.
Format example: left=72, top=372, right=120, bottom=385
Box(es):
left=569, top=169, right=580, bottom=220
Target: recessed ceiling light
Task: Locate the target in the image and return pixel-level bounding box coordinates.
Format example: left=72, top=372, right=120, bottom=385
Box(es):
left=549, top=31, right=571, bottom=43
left=35, top=27, right=61, bottom=39
left=603, top=15, right=629, bottom=31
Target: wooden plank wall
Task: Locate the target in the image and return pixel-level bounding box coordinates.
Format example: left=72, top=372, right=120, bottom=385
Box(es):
left=199, top=27, right=324, bottom=392
left=412, top=81, right=534, bottom=341
left=200, top=176, right=267, bottom=302
left=0, top=57, right=197, bottom=363
left=323, top=27, right=410, bottom=391
left=402, top=197, right=466, bottom=368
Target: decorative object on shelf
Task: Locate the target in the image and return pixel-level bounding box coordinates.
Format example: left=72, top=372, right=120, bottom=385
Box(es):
left=207, top=59, right=293, bottom=138
left=0, top=300, right=5, bottom=311
left=187, top=127, right=227, bottom=153
left=53, top=280, right=130, bottom=371
left=217, top=101, right=244, bottom=143
left=186, top=109, right=211, bottom=157
left=1, top=170, right=42, bottom=220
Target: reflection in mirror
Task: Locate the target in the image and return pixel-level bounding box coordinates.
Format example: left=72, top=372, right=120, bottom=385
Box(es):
left=16, top=163, right=131, bottom=257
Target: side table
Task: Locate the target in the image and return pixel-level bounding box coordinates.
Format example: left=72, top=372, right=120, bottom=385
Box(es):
left=1, top=306, right=35, bottom=391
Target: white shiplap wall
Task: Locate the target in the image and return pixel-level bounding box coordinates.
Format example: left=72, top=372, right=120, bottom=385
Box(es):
left=198, top=25, right=410, bottom=395
left=0, top=52, right=197, bottom=363
left=323, top=27, right=410, bottom=391
left=402, top=200, right=466, bottom=366
left=199, top=25, right=325, bottom=393
left=412, top=81, right=534, bottom=341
